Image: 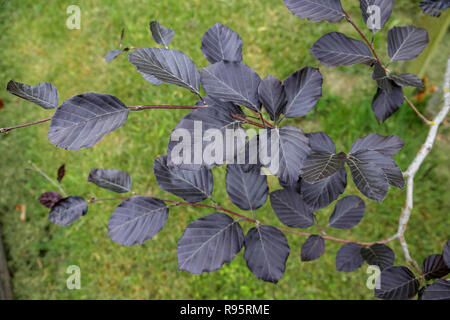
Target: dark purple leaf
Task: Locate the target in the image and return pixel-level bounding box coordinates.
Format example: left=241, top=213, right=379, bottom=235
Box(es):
left=387, top=26, right=429, bottom=62
left=283, top=0, right=345, bottom=22
left=200, top=61, right=262, bottom=112
left=422, top=254, right=450, bottom=280
left=177, top=212, right=244, bottom=274
left=422, top=280, right=450, bottom=300
left=48, top=93, right=129, bottom=150
left=336, top=242, right=364, bottom=272
left=283, top=67, right=323, bottom=118
left=166, top=96, right=245, bottom=170
left=258, top=75, right=286, bottom=121
left=258, top=126, right=311, bottom=184
left=105, top=49, right=123, bottom=63
left=374, top=266, right=420, bottom=300
left=346, top=154, right=389, bottom=202
left=417, top=285, right=428, bottom=300
left=108, top=197, right=168, bottom=246
left=372, top=63, right=394, bottom=91
left=371, top=85, right=404, bottom=122
left=270, top=189, right=314, bottom=228
left=444, top=240, right=450, bottom=268
left=301, top=167, right=347, bottom=211
left=244, top=226, right=290, bottom=283
left=49, top=196, right=88, bottom=226
left=129, top=48, right=201, bottom=96
left=301, top=151, right=347, bottom=183
left=350, top=133, right=405, bottom=156
left=201, top=23, right=243, bottom=64
left=279, top=176, right=302, bottom=193
left=87, top=169, right=132, bottom=194
left=307, top=132, right=336, bottom=154
left=348, top=148, right=404, bottom=191
left=7, top=80, right=58, bottom=109
left=382, top=165, right=405, bottom=189
left=150, top=21, right=174, bottom=47
left=349, top=150, right=397, bottom=169
left=301, top=235, right=325, bottom=262
left=226, top=164, right=268, bottom=211
left=139, top=72, right=163, bottom=85
left=390, top=73, right=424, bottom=88
left=57, top=164, right=66, bottom=183
left=154, top=155, right=213, bottom=203
left=236, top=134, right=262, bottom=172
left=419, top=0, right=450, bottom=17
left=310, top=32, right=375, bottom=67
left=359, top=0, right=393, bottom=33
left=360, top=243, right=395, bottom=270
left=300, top=133, right=348, bottom=208
left=329, top=196, right=365, bottom=229
left=38, top=191, right=63, bottom=209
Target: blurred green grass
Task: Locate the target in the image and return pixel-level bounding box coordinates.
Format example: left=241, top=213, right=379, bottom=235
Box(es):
left=0, top=0, right=448, bottom=299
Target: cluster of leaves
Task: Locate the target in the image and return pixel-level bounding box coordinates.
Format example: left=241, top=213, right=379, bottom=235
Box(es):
left=5, top=1, right=449, bottom=300
left=285, top=0, right=430, bottom=122
left=376, top=241, right=450, bottom=300
left=419, top=0, right=450, bottom=17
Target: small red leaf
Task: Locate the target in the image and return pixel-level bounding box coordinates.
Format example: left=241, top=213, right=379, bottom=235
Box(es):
left=38, top=191, right=63, bottom=208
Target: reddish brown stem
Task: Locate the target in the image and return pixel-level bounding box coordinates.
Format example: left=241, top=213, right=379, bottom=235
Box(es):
left=403, top=95, right=434, bottom=125
left=231, top=113, right=274, bottom=129
left=342, top=9, right=384, bottom=68
left=343, top=9, right=433, bottom=125
left=0, top=117, right=51, bottom=134
left=89, top=195, right=392, bottom=246
left=1, top=104, right=274, bottom=134
left=128, top=105, right=206, bottom=111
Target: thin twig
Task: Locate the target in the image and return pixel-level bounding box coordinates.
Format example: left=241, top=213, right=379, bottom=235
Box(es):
left=403, top=95, right=434, bottom=125
left=342, top=10, right=384, bottom=68
left=342, top=9, right=433, bottom=125
left=0, top=117, right=51, bottom=134
left=128, top=105, right=206, bottom=111
left=88, top=195, right=393, bottom=246
left=0, top=104, right=273, bottom=134
left=28, top=161, right=68, bottom=197
left=231, top=113, right=274, bottom=129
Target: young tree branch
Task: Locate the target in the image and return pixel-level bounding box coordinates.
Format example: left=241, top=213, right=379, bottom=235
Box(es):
left=342, top=9, right=433, bottom=125
left=0, top=104, right=273, bottom=134
left=395, top=58, right=450, bottom=272
left=88, top=195, right=392, bottom=246
left=128, top=105, right=206, bottom=111
left=27, top=161, right=68, bottom=197
left=342, top=10, right=384, bottom=68
left=0, top=118, right=51, bottom=134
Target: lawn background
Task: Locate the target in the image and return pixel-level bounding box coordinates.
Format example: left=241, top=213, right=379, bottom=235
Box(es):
left=0, top=0, right=448, bottom=299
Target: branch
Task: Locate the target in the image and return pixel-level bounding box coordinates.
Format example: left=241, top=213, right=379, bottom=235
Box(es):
left=342, top=10, right=383, bottom=68
left=27, top=161, right=68, bottom=197
left=128, top=105, right=206, bottom=111
left=88, top=195, right=391, bottom=246
left=403, top=95, right=434, bottom=125
left=0, top=104, right=271, bottom=134
left=231, top=113, right=274, bottom=129
left=394, top=58, right=450, bottom=272
left=0, top=117, right=51, bottom=134
left=342, top=9, right=433, bottom=125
